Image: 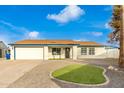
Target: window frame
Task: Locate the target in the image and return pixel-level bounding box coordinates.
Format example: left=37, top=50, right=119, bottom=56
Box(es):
left=52, top=48, right=61, bottom=55
left=89, top=47, right=95, bottom=55
left=81, top=47, right=87, bottom=55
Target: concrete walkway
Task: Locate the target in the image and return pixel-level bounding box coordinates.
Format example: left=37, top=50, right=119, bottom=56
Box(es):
left=0, top=60, right=41, bottom=87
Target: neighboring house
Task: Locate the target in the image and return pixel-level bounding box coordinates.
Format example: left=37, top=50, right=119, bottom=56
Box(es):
left=9, top=40, right=119, bottom=60
left=0, top=41, right=8, bottom=58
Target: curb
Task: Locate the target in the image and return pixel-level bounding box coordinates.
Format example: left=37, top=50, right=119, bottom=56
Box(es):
left=50, top=65, right=109, bottom=87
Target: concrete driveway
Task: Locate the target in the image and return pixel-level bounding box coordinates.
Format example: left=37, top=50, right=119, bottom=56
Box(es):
left=8, top=59, right=124, bottom=88
left=0, top=60, right=41, bottom=87
left=8, top=60, right=80, bottom=88
left=1, top=59, right=124, bottom=88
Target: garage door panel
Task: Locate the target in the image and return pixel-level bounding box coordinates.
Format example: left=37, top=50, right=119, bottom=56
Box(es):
left=15, top=47, right=43, bottom=59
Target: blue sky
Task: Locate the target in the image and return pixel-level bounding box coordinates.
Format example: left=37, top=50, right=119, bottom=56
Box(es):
left=0, top=5, right=113, bottom=45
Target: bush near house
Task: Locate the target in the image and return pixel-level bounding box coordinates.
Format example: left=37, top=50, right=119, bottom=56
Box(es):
left=49, top=58, right=65, bottom=60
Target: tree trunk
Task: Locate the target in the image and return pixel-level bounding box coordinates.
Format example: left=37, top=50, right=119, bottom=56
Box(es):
left=119, top=5, right=124, bottom=68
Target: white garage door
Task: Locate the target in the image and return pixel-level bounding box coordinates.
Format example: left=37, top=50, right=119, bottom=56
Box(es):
left=15, top=47, right=43, bottom=60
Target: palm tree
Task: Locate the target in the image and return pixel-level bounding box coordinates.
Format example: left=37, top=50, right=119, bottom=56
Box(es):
left=109, top=5, right=124, bottom=67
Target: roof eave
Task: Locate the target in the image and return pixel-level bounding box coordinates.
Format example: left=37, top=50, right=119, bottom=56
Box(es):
left=79, top=45, right=105, bottom=47
left=8, top=43, right=79, bottom=46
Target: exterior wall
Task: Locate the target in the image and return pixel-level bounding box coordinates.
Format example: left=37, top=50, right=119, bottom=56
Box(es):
left=0, top=48, right=6, bottom=58
left=72, top=46, right=77, bottom=60
left=10, top=45, right=74, bottom=60
left=43, top=46, right=48, bottom=60
left=2, top=49, right=6, bottom=58
left=70, top=47, right=73, bottom=59
left=106, top=48, right=119, bottom=58
left=0, top=41, right=8, bottom=58
left=10, top=46, right=14, bottom=60
left=77, top=46, right=119, bottom=59
left=48, top=47, right=73, bottom=59
left=10, top=45, right=119, bottom=60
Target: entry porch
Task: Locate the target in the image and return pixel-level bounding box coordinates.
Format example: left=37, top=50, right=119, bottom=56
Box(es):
left=46, top=45, right=77, bottom=60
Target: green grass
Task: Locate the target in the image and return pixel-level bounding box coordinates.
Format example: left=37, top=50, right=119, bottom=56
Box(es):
left=52, top=64, right=106, bottom=84
left=49, top=58, right=65, bottom=60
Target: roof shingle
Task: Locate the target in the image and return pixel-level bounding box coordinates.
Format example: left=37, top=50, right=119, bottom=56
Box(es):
left=14, top=40, right=103, bottom=46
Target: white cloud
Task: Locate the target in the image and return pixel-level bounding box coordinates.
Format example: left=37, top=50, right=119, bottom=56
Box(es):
left=0, top=20, right=16, bottom=29
left=28, top=31, right=39, bottom=39
left=88, top=31, right=103, bottom=37
left=88, top=21, right=112, bottom=30
left=0, top=20, right=29, bottom=33
left=47, top=5, right=85, bottom=24
left=0, top=20, right=41, bottom=44
left=88, top=22, right=106, bottom=29
left=105, top=22, right=111, bottom=29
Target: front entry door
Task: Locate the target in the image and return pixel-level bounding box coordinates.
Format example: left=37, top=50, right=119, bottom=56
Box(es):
left=65, top=48, right=70, bottom=58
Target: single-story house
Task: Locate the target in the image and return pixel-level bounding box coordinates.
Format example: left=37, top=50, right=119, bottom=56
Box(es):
left=0, top=41, right=8, bottom=58
left=9, top=40, right=119, bottom=60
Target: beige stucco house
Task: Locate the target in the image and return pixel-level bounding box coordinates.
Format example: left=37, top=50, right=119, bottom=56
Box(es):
left=9, top=40, right=119, bottom=60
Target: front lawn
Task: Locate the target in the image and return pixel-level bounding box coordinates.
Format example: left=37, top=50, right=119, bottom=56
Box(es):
left=52, top=64, right=106, bottom=84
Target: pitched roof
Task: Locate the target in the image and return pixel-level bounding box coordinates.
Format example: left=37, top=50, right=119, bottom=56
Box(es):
left=77, top=41, right=103, bottom=46
left=15, top=40, right=77, bottom=44
left=13, top=40, right=103, bottom=46
left=0, top=41, right=8, bottom=49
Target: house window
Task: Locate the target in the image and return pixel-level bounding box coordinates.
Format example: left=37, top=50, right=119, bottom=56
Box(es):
left=81, top=47, right=87, bottom=55
left=52, top=48, right=61, bottom=55
left=89, top=47, right=95, bottom=55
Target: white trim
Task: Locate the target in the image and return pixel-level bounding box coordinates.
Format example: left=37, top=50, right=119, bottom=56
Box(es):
left=43, top=46, right=48, bottom=60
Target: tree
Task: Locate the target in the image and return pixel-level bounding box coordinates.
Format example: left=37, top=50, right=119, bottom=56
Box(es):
left=109, top=5, right=124, bottom=67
